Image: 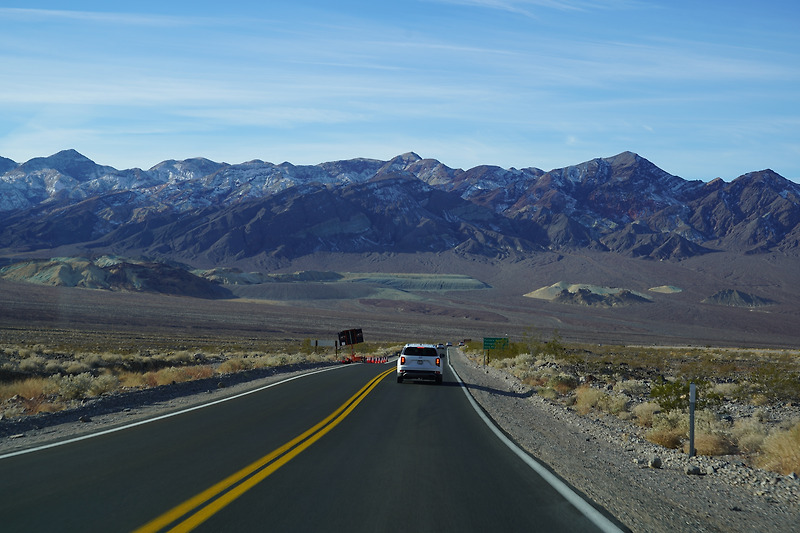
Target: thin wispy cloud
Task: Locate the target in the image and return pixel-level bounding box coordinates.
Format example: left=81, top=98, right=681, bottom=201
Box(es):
left=425, top=0, right=643, bottom=16
left=0, top=7, right=203, bottom=27
left=0, top=2, right=797, bottom=180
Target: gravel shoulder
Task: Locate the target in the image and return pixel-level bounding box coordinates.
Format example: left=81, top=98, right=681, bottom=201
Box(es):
left=447, top=349, right=799, bottom=533
left=3, top=354, right=799, bottom=532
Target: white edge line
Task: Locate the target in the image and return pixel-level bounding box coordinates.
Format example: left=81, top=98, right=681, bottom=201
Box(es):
left=448, top=358, right=625, bottom=533
left=0, top=364, right=347, bottom=461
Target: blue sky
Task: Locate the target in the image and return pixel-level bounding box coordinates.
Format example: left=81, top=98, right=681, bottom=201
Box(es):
left=1, top=1, right=798, bottom=181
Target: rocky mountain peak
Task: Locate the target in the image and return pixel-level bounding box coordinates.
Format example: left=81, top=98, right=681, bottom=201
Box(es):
left=0, top=150, right=798, bottom=263
left=0, top=156, right=17, bottom=174
left=17, top=149, right=115, bottom=182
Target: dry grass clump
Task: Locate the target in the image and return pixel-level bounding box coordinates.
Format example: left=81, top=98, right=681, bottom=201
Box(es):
left=0, top=377, right=56, bottom=417
left=0, top=335, right=352, bottom=419
left=574, top=386, right=604, bottom=415
left=0, top=376, right=49, bottom=400
left=756, top=421, right=800, bottom=475
left=645, top=428, right=683, bottom=449
left=686, top=432, right=735, bottom=456
left=631, top=402, right=661, bottom=427
left=731, top=416, right=768, bottom=454
left=573, top=385, right=630, bottom=416
left=157, top=366, right=215, bottom=386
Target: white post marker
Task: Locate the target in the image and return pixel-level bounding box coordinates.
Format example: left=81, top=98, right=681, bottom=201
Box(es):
left=689, top=382, right=697, bottom=458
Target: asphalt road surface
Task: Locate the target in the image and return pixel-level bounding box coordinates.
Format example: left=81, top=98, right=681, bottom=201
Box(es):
left=0, top=359, right=625, bottom=532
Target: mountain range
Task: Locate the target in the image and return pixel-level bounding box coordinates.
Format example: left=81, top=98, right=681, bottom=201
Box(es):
left=1, top=149, right=798, bottom=267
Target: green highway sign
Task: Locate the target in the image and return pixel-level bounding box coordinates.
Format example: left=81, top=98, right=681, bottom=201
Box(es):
left=483, top=337, right=509, bottom=350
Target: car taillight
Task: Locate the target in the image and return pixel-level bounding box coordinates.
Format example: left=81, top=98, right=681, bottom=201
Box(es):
left=436, top=357, right=440, bottom=366
left=400, top=356, right=405, bottom=364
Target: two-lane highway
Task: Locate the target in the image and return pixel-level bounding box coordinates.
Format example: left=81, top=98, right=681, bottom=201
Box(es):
left=0, top=358, right=625, bottom=532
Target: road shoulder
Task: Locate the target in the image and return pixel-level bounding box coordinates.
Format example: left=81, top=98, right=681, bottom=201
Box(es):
left=447, top=349, right=799, bottom=533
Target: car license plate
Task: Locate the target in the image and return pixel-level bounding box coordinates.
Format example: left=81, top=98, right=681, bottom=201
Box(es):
left=417, top=360, right=423, bottom=365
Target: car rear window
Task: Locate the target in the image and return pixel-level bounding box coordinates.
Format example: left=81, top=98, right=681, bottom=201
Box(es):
left=402, top=346, right=438, bottom=356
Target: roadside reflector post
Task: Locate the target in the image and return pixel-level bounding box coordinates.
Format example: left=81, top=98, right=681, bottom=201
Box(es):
left=688, top=382, right=696, bottom=458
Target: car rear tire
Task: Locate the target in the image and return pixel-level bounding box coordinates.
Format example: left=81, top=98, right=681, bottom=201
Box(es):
left=397, top=375, right=403, bottom=383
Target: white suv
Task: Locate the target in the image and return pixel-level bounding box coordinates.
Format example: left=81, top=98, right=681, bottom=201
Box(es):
left=396, top=343, right=443, bottom=384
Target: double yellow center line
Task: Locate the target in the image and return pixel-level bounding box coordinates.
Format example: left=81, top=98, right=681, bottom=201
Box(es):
left=134, top=367, right=394, bottom=533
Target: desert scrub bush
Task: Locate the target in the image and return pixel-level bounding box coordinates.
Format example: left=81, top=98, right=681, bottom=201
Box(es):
left=16, top=347, right=36, bottom=359
left=45, top=372, right=95, bottom=400
left=649, top=378, right=722, bottom=412
left=537, top=387, right=559, bottom=401
left=519, top=368, right=549, bottom=387
left=217, top=357, right=252, bottom=374
left=507, top=352, right=537, bottom=368
left=44, top=360, right=65, bottom=374
left=631, top=402, right=661, bottom=427
left=656, top=408, right=727, bottom=435
left=147, top=366, right=214, bottom=386
left=100, top=352, right=126, bottom=366
left=614, top=379, right=649, bottom=397
left=215, top=351, right=312, bottom=374
left=756, top=421, right=800, bottom=475
left=488, top=355, right=518, bottom=369
left=597, top=392, right=629, bottom=415
left=76, top=352, right=104, bottom=368
left=574, top=386, right=606, bottom=415
left=88, top=372, right=120, bottom=396
left=548, top=373, right=578, bottom=395
left=497, top=357, right=540, bottom=382
left=165, top=350, right=208, bottom=365
left=524, top=329, right=566, bottom=361
left=748, top=361, right=800, bottom=402
left=299, top=351, right=338, bottom=364
left=18, top=356, right=47, bottom=373
left=300, top=338, right=313, bottom=355
left=65, top=361, right=91, bottom=375
left=574, top=385, right=629, bottom=416
left=710, top=381, right=745, bottom=401
left=249, top=353, right=287, bottom=368
left=731, top=416, right=768, bottom=454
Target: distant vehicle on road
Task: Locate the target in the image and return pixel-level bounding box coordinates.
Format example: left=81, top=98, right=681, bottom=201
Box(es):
left=436, top=343, right=447, bottom=359
left=396, top=343, right=443, bottom=384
